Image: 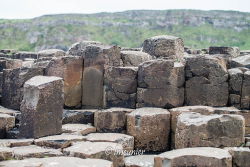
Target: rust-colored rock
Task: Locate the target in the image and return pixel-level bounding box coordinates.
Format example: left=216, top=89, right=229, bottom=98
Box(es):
left=81, top=43, right=121, bottom=108
left=45, top=56, right=83, bottom=107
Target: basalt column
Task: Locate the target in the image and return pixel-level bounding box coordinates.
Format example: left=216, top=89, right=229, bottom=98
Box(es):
left=81, top=43, right=120, bottom=109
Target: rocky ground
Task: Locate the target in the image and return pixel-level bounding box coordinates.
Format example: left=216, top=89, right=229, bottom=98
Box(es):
left=0, top=35, right=250, bottom=166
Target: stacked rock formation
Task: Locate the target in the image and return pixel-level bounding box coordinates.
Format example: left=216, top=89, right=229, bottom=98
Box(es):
left=0, top=35, right=249, bottom=167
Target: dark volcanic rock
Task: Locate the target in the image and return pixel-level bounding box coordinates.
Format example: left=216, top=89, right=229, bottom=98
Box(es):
left=231, top=55, right=250, bottom=68
left=185, top=55, right=229, bottom=106
left=81, top=43, right=121, bottom=108
left=137, top=59, right=185, bottom=108
left=20, top=76, right=64, bottom=138
left=104, top=66, right=138, bottom=108
left=62, top=109, right=96, bottom=125
left=2, top=67, right=44, bottom=110
left=209, top=46, right=240, bottom=58
left=142, top=35, right=184, bottom=60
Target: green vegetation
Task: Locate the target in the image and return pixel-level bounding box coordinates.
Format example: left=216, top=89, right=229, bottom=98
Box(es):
left=0, top=10, right=249, bottom=51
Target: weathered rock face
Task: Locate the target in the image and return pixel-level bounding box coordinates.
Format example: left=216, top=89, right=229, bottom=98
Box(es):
left=120, top=51, right=152, bottom=67
left=231, top=55, right=250, bottom=68
left=0, top=139, right=34, bottom=147
left=125, top=155, right=154, bottom=167
left=67, top=41, right=102, bottom=57
left=0, top=147, right=13, bottom=161
left=185, top=55, right=229, bottom=106
left=175, top=112, right=245, bottom=149
left=12, top=145, right=63, bottom=159
left=170, top=106, right=250, bottom=141
left=227, top=68, right=250, bottom=110
left=62, top=124, right=96, bottom=135
left=22, top=59, right=35, bottom=68
left=239, top=110, right=250, bottom=135
left=228, top=68, right=244, bottom=108
left=0, top=157, right=113, bottom=167
left=94, top=108, right=131, bottom=133
left=64, top=141, right=124, bottom=167
left=2, top=67, right=44, bottom=110
left=241, top=71, right=250, bottom=109
left=225, top=147, right=250, bottom=167
left=62, top=109, right=96, bottom=125
left=143, top=35, right=184, bottom=60
left=12, top=52, right=38, bottom=60
left=34, top=134, right=86, bottom=149
left=82, top=43, right=121, bottom=108
left=0, top=114, right=15, bottom=138
left=0, top=58, right=22, bottom=72
left=127, top=108, right=170, bottom=152
left=45, top=56, right=83, bottom=107
left=104, top=66, right=138, bottom=108
left=169, top=106, right=215, bottom=149
left=154, top=147, right=232, bottom=167
left=37, top=49, right=65, bottom=58
left=0, top=72, right=3, bottom=95
left=20, top=76, right=64, bottom=138
left=137, top=59, right=184, bottom=108
left=85, top=133, right=134, bottom=151
left=209, top=46, right=240, bottom=58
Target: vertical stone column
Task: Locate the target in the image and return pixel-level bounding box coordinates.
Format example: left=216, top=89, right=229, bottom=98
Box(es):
left=20, top=76, right=64, bottom=138
left=137, top=59, right=185, bottom=108
left=81, top=44, right=120, bottom=108
left=185, top=55, right=229, bottom=106
left=104, top=66, right=138, bottom=108
left=45, top=56, right=83, bottom=108
left=241, top=71, right=250, bottom=109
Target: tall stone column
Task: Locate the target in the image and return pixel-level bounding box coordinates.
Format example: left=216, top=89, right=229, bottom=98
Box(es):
left=20, top=76, right=64, bottom=138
